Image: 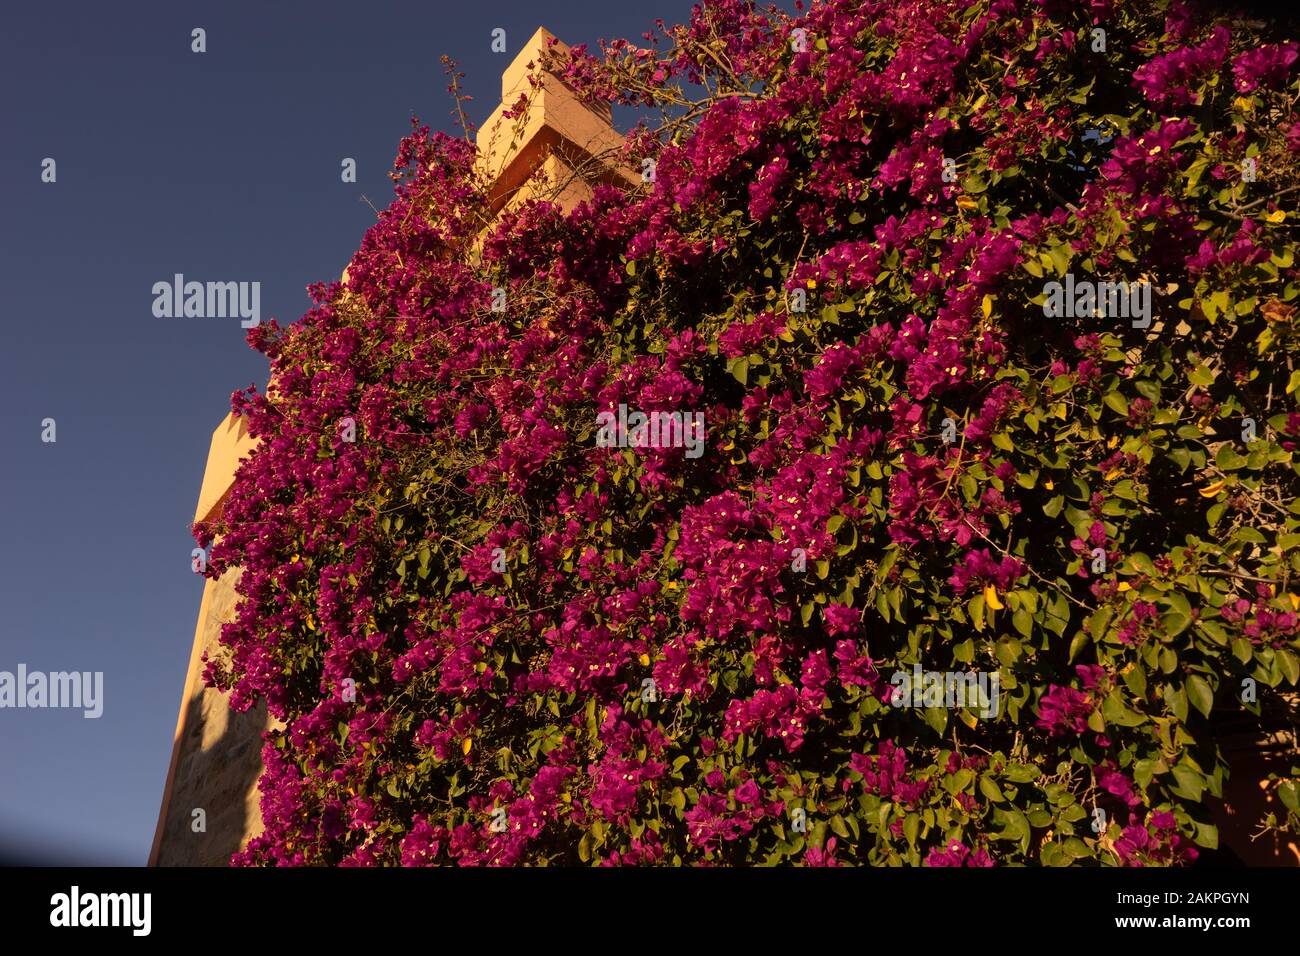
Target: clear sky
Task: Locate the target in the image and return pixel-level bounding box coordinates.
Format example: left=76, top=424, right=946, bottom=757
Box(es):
left=0, top=0, right=711, bottom=865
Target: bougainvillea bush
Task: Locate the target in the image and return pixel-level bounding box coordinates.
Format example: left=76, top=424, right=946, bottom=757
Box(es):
left=199, top=0, right=1300, bottom=866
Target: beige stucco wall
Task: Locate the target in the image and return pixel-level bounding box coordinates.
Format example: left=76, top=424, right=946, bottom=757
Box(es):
left=150, top=569, right=271, bottom=866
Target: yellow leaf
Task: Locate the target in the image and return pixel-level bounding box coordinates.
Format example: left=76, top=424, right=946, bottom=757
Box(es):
left=1289, top=593, right=1299, bottom=611
left=1044, top=478, right=1054, bottom=490
left=638, top=653, right=651, bottom=666
left=1103, top=468, right=1122, bottom=481
left=1199, top=480, right=1225, bottom=497
left=462, top=738, right=473, bottom=756
left=1265, top=209, right=1287, bottom=224
left=1117, top=582, right=1132, bottom=592
left=981, top=295, right=993, bottom=320
left=984, top=584, right=1004, bottom=610
left=956, top=196, right=977, bottom=211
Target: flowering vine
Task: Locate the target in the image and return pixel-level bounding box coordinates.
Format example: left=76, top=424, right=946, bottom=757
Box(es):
left=198, top=0, right=1300, bottom=866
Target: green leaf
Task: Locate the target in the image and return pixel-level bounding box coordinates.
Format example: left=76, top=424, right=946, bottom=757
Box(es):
left=1101, top=690, right=1146, bottom=727
left=1164, top=593, right=1193, bottom=637
left=1171, top=765, right=1204, bottom=802
left=1231, top=637, right=1254, bottom=664
left=1012, top=608, right=1033, bottom=638
left=948, top=768, right=975, bottom=794
left=1194, top=822, right=1218, bottom=850
left=1127, top=553, right=1157, bottom=576
left=1280, top=781, right=1299, bottom=812
left=1048, top=243, right=1072, bottom=275
left=980, top=774, right=1006, bottom=803
left=1166, top=684, right=1188, bottom=721
left=1277, top=649, right=1300, bottom=685
left=1004, top=763, right=1041, bottom=783
left=1215, top=445, right=1247, bottom=471
left=1122, top=665, right=1147, bottom=698
left=1040, top=842, right=1068, bottom=867
left=997, top=808, right=1031, bottom=852
left=1087, top=707, right=1106, bottom=733
left=921, top=706, right=949, bottom=735
left=1186, top=675, right=1214, bottom=717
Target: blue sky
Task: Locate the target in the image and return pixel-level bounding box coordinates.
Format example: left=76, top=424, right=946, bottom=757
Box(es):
left=0, top=0, right=710, bottom=865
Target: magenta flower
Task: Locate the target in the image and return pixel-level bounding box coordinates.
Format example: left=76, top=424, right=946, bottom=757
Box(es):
left=925, top=840, right=995, bottom=867
left=1231, top=41, right=1299, bottom=92
left=949, top=548, right=1026, bottom=595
